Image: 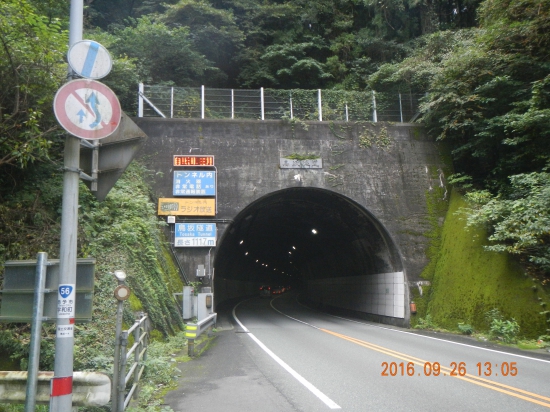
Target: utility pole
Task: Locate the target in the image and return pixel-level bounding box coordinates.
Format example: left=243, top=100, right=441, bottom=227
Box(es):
left=50, top=1, right=83, bottom=410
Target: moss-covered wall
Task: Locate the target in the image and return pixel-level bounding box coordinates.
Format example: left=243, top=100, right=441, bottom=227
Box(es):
left=414, top=188, right=549, bottom=338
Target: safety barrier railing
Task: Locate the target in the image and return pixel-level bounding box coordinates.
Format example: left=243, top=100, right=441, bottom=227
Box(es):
left=184, top=312, right=217, bottom=356
left=138, top=84, right=423, bottom=123
left=112, top=314, right=149, bottom=412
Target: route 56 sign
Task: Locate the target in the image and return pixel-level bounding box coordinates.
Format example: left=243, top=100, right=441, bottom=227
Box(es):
left=54, top=79, right=121, bottom=140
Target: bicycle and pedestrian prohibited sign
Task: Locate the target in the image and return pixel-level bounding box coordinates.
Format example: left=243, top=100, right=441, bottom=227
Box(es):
left=53, top=79, right=121, bottom=140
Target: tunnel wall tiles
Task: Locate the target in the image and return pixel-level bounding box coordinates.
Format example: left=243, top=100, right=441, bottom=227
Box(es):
left=307, top=272, right=405, bottom=318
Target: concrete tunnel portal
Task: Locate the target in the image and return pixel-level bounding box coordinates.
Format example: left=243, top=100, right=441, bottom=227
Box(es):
left=214, top=187, right=409, bottom=325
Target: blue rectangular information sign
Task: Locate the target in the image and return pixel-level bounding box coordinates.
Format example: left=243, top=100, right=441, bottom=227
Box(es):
left=175, top=223, right=217, bottom=247
left=173, top=171, right=216, bottom=196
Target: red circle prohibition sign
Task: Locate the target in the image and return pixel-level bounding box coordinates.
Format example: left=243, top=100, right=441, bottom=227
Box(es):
left=54, top=79, right=121, bottom=140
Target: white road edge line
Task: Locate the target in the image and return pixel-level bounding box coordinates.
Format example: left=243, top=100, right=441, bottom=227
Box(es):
left=232, top=301, right=341, bottom=410
left=295, top=296, right=550, bottom=364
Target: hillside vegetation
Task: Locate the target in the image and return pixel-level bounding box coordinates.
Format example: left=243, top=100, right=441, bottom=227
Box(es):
left=414, top=189, right=550, bottom=339
left=0, top=161, right=183, bottom=371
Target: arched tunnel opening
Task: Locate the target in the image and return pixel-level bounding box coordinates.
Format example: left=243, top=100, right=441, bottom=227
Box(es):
left=214, top=188, right=409, bottom=325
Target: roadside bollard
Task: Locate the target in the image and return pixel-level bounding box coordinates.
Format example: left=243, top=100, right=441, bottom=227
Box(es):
left=185, top=324, right=197, bottom=357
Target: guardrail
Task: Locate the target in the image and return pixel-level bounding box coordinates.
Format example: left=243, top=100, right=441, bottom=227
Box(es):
left=112, top=314, right=149, bottom=412
left=138, top=84, right=424, bottom=123
left=185, top=312, right=217, bottom=356
left=0, top=371, right=110, bottom=407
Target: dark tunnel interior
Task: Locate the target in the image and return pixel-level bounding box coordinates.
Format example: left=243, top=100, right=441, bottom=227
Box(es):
left=214, top=188, right=404, bottom=289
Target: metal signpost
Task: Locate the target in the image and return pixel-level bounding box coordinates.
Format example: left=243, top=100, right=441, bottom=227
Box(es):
left=49, top=1, right=83, bottom=407
left=25, top=253, right=48, bottom=412
left=50, top=1, right=118, bottom=410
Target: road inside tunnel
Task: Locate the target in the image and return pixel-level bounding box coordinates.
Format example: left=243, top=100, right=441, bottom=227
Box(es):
left=214, top=187, right=409, bottom=325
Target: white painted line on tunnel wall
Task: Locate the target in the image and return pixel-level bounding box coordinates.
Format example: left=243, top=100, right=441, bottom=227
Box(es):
left=232, top=301, right=341, bottom=410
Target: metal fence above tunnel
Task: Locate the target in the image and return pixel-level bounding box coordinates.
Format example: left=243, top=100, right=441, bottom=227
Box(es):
left=138, top=84, right=424, bottom=123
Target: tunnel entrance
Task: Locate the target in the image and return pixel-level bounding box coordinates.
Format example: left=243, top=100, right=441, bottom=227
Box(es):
left=214, top=187, right=408, bottom=324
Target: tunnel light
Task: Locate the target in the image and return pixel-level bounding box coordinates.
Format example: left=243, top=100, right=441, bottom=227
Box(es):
left=311, top=229, right=317, bottom=234
left=292, top=246, right=296, bottom=249
left=245, top=252, right=248, bottom=255
left=288, top=251, right=292, bottom=254
left=239, top=240, right=244, bottom=244
left=256, top=259, right=259, bottom=262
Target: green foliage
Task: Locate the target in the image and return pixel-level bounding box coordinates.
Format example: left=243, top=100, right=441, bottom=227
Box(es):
left=84, top=0, right=178, bottom=30
left=0, top=162, right=63, bottom=265
left=0, top=0, right=67, bottom=171
left=446, top=173, right=473, bottom=190
left=423, top=189, right=550, bottom=338
left=369, top=30, right=472, bottom=93
left=358, top=126, right=391, bottom=149
left=0, top=160, right=184, bottom=375
left=84, top=0, right=482, bottom=90
left=79, top=162, right=185, bottom=337
left=457, top=323, right=474, bottom=335
left=162, top=0, right=244, bottom=85
left=285, top=153, right=319, bottom=161
left=418, top=1, right=550, bottom=189
left=126, top=331, right=188, bottom=411
left=461, top=172, right=550, bottom=281
left=537, top=335, right=550, bottom=348
left=83, top=29, right=141, bottom=114
left=108, top=16, right=219, bottom=87
left=413, top=314, right=438, bottom=330
left=486, top=308, right=520, bottom=343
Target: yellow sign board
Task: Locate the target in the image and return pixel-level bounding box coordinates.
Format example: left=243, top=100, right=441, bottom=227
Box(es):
left=158, top=198, right=215, bottom=216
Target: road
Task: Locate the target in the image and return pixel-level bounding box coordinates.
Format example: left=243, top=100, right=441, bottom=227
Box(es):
left=166, top=291, right=550, bottom=411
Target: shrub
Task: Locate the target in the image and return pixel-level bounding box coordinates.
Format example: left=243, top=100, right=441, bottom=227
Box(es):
left=414, top=314, right=438, bottom=330
left=457, top=323, right=474, bottom=335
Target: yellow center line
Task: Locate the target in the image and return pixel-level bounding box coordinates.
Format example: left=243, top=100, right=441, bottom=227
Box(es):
left=320, top=328, right=550, bottom=409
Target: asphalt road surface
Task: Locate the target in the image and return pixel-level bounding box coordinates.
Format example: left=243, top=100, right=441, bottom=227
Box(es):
left=165, top=291, right=550, bottom=411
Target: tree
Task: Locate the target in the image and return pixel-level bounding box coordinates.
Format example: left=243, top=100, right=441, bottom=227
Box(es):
left=108, top=16, right=219, bottom=86
left=463, top=172, right=550, bottom=281
left=0, top=0, right=67, bottom=171
left=161, top=0, right=245, bottom=87
left=420, top=0, right=550, bottom=189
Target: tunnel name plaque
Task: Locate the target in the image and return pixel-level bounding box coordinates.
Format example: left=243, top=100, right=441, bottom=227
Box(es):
left=175, top=223, right=217, bottom=247
left=158, top=198, right=215, bottom=216
left=280, top=158, right=322, bottom=169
